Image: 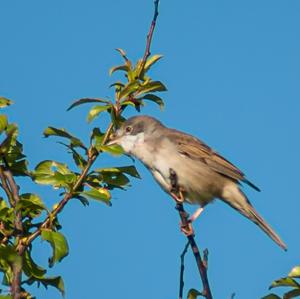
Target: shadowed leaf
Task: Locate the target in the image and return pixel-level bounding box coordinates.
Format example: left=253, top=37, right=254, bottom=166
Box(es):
left=43, top=127, right=86, bottom=149
left=187, top=289, right=202, bottom=299
left=141, top=93, right=164, bottom=110
left=23, top=249, right=47, bottom=279
left=261, top=295, right=282, bottom=299
left=0, top=115, right=8, bottom=134
left=67, top=98, right=110, bottom=111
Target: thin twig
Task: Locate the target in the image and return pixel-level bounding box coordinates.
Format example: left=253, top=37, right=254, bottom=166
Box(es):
left=179, top=241, right=189, bottom=299
left=24, top=151, right=97, bottom=247
left=170, top=169, right=213, bottom=299
left=138, top=0, right=160, bottom=78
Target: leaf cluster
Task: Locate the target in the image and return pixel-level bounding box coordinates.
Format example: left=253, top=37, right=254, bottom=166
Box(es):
left=263, top=266, right=300, bottom=299
left=0, top=46, right=166, bottom=297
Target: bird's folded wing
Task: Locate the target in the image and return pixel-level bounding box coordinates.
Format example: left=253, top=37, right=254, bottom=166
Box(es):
left=167, top=129, right=260, bottom=191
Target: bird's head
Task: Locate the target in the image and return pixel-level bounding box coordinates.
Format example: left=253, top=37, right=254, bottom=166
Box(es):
left=107, top=115, right=163, bottom=154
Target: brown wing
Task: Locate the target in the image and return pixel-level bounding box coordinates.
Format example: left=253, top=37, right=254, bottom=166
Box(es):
left=165, top=128, right=260, bottom=191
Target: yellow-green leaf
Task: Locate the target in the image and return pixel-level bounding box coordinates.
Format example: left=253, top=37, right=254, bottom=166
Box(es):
left=67, top=98, right=110, bottom=111
left=87, top=105, right=111, bottom=123
left=41, top=230, right=69, bottom=267
left=0, top=97, right=13, bottom=108
left=0, top=115, right=8, bottom=134
left=81, top=187, right=111, bottom=205
left=289, top=266, right=300, bottom=278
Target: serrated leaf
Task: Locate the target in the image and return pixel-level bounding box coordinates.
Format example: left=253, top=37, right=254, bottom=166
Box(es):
left=0, top=115, right=8, bottom=134
left=87, top=105, right=111, bottom=123
left=33, top=160, right=77, bottom=189
left=67, top=98, right=110, bottom=111
left=270, top=278, right=300, bottom=289
left=41, top=230, right=69, bottom=267
left=43, top=127, right=86, bottom=149
left=141, top=93, right=164, bottom=110
left=23, top=249, right=47, bottom=279
left=136, top=80, right=167, bottom=96
left=289, top=266, right=300, bottom=278
left=187, top=288, right=202, bottom=299
left=0, top=97, right=13, bottom=108
left=109, top=64, right=130, bottom=76
left=81, top=187, right=111, bottom=205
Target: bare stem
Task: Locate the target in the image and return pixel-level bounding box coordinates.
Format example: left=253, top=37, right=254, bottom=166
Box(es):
left=170, top=169, right=213, bottom=299
left=179, top=241, right=189, bottom=299
left=138, top=0, right=160, bottom=78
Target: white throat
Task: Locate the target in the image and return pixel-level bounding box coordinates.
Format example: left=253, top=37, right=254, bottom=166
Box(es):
left=120, top=132, right=145, bottom=154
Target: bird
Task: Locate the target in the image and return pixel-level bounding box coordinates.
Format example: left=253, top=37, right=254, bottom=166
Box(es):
left=108, top=115, right=287, bottom=250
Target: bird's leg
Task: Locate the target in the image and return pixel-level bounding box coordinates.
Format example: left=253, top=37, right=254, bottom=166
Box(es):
left=190, top=207, right=204, bottom=222
left=169, top=168, right=194, bottom=236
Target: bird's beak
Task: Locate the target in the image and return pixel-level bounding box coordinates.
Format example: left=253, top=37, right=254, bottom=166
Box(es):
left=106, top=132, right=121, bottom=146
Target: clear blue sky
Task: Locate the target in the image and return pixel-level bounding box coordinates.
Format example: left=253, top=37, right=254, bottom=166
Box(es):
left=1, top=1, right=300, bottom=298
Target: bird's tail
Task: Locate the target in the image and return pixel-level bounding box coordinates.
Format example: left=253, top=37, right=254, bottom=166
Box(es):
left=222, top=185, right=287, bottom=251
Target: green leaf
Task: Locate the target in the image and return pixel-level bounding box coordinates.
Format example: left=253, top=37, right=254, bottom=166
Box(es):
left=0, top=124, right=18, bottom=155
left=23, top=249, right=47, bottom=279
left=141, top=93, right=164, bottom=110
left=81, top=187, right=111, bottom=205
left=35, top=276, right=65, bottom=297
left=109, top=64, right=130, bottom=76
left=118, top=81, right=141, bottom=100
left=33, top=160, right=77, bottom=189
left=41, top=230, right=69, bottom=267
left=270, top=278, right=300, bottom=289
left=9, top=159, right=29, bottom=177
left=0, top=295, right=13, bottom=299
left=187, top=289, right=202, bottom=299
left=143, top=54, right=163, bottom=72
left=17, top=193, right=46, bottom=218
left=43, top=127, right=86, bottom=149
left=91, top=128, right=105, bottom=150
left=95, top=166, right=140, bottom=179
left=284, top=288, right=300, bottom=299
left=0, top=97, right=13, bottom=108
left=67, top=98, right=110, bottom=111
left=261, top=295, right=282, bottom=299
left=136, top=80, right=167, bottom=96
left=289, top=266, right=300, bottom=278
left=0, top=115, right=8, bottom=134
left=87, top=105, right=111, bottom=123
left=98, top=144, right=124, bottom=156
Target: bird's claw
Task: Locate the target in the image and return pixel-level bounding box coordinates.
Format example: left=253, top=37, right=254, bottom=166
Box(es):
left=180, top=221, right=194, bottom=237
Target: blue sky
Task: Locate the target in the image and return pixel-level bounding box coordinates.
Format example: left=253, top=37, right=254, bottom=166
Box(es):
left=1, top=0, right=300, bottom=298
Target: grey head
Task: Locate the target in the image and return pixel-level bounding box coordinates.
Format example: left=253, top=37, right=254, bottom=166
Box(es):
left=109, top=115, right=164, bottom=154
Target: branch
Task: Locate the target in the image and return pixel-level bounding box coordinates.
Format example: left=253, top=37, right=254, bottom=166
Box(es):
left=138, top=0, right=160, bottom=78
left=170, top=169, right=213, bottom=299
left=1, top=169, right=23, bottom=299
left=24, top=150, right=97, bottom=247
left=179, top=241, right=189, bottom=299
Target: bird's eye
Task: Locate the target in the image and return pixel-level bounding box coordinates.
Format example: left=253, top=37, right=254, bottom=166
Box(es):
left=125, top=126, right=132, bottom=134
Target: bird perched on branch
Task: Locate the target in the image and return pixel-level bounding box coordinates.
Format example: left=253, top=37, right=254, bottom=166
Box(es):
left=108, top=115, right=286, bottom=251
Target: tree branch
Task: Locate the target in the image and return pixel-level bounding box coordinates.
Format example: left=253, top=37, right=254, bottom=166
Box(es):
left=170, top=169, right=213, bottom=299
left=138, top=0, right=160, bottom=78
left=179, top=241, right=189, bottom=299
left=1, top=169, right=23, bottom=299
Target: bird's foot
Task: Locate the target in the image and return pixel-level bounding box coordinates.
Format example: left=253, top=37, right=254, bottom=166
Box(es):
left=180, top=220, right=194, bottom=237
left=170, top=189, right=185, bottom=203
